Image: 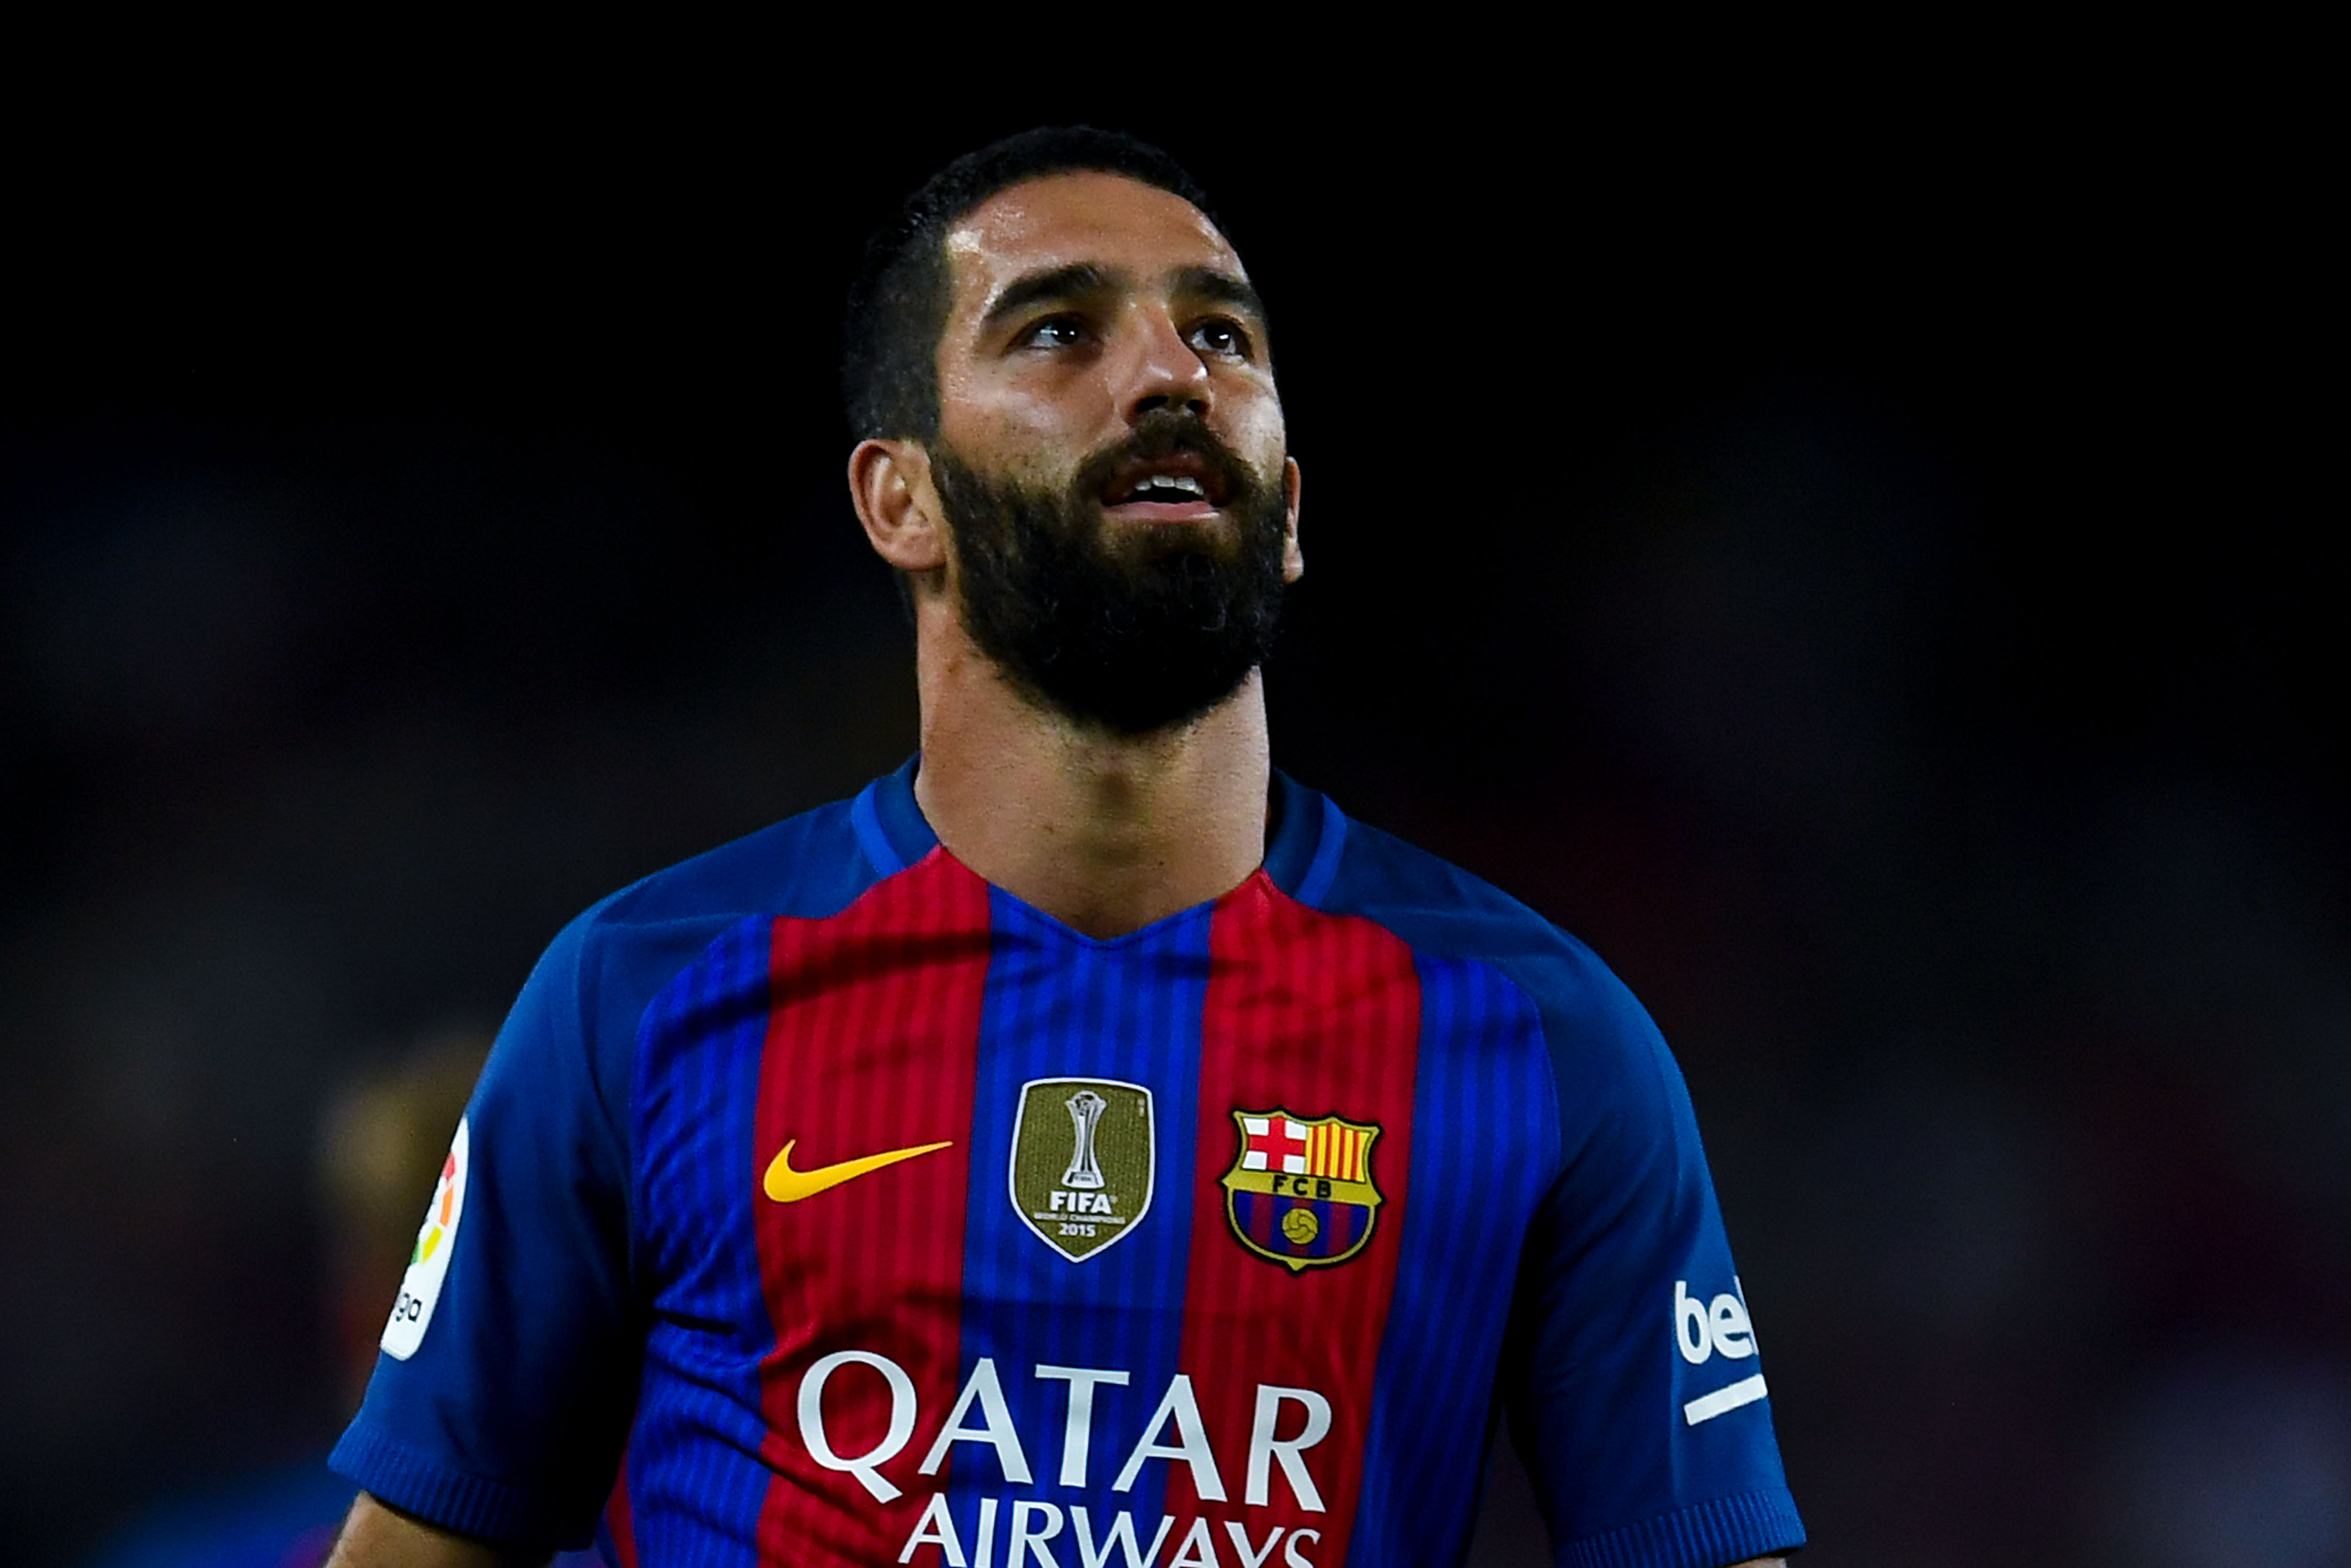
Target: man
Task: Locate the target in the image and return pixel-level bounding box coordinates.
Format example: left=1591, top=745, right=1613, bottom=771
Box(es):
left=325, top=128, right=1805, bottom=1567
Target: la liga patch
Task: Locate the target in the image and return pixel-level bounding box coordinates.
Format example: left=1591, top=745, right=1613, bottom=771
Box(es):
left=382, top=1116, right=468, bottom=1359
left=1219, top=1108, right=1383, bottom=1272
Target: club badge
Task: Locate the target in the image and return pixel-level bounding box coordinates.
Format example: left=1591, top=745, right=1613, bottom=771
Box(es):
left=1219, top=1108, right=1384, bottom=1272
left=1008, top=1077, right=1156, bottom=1262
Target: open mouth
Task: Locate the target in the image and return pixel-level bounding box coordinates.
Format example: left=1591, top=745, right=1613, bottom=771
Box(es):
left=1117, top=473, right=1210, bottom=504
left=1100, top=451, right=1230, bottom=510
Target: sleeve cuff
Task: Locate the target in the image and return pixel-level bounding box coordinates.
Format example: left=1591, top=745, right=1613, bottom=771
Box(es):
left=328, top=1420, right=560, bottom=1547
left=1560, top=1486, right=1806, bottom=1568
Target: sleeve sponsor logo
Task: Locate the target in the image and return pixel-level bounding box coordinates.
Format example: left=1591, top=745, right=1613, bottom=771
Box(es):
left=381, top=1117, right=468, bottom=1360
left=1674, top=1276, right=1769, bottom=1426
left=1219, top=1109, right=1382, bottom=1273
left=798, top=1351, right=1332, bottom=1565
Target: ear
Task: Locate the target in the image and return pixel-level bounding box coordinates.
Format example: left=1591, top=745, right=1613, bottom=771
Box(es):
left=1279, top=456, right=1304, bottom=583
left=848, top=438, right=949, bottom=573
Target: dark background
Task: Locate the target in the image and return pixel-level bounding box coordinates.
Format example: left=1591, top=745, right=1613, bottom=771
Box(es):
left=4, top=86, right=2343, bottom=1566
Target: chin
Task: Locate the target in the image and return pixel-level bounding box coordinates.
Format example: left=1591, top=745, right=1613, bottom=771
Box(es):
left=1098, top=511, right=1242, bottom=561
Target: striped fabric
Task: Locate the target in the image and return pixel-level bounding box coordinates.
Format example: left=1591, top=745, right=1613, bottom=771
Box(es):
left=609, top=846, right=1559, bottom=1565
left=335, top=762, right=1801, bottom=1568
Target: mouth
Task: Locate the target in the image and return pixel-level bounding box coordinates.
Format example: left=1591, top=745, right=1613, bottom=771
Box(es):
left=1099, top=452, right=1229, bottom=522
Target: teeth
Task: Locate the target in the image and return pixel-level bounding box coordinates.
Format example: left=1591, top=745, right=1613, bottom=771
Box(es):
left=1126, top=473, right=1206, bottom=501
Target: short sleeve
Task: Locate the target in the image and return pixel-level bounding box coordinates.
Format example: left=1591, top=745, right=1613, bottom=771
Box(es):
left=1503, top=958, right=1805, bottom=1567
left=328, top=910, right=642, bottom=1549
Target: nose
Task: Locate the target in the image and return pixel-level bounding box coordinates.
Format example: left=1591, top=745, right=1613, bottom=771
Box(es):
left=1116, top=305, right=1213, bottom=425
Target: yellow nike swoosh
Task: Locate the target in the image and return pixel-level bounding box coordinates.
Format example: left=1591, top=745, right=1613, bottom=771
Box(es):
left=763, top=1137, right=955, bottom=1203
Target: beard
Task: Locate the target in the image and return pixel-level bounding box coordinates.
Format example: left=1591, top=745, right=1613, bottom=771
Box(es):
left=930, top=412, right=1291, bottom=736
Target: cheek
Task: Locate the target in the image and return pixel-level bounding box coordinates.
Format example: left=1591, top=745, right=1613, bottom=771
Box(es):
left=939, top=365, right=1118, bottom=466
left=1226, top=397, right=1289, bottom=475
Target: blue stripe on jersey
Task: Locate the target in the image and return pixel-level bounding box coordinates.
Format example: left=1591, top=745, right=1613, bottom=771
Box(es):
left=1294, top=792, right=1349, bottom=909
left=851, top=777, right=905, bottom=877
left=870, top=757, right=942, bottom=866
left=940, top=889, right=1215, bottom=1546
left=1348, top=955, right=1559, bottom=1568
left=628, top=915, right=779, bottom=1568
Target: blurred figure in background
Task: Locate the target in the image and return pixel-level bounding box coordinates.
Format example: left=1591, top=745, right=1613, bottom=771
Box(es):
left=318, top=1035, right=496, bottom=1427
left=86, top=1033, right=602, bottom=1568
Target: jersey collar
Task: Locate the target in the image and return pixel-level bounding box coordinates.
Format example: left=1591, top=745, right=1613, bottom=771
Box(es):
left=856, top=753, right=1346, bottom=907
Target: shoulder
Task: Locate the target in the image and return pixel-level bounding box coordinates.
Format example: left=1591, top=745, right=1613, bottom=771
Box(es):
left=495, top=790, right=892, bottom=1117
left=1314, top=808, right=1665, bottom=1058
left=543, top=793, right=879, bottom=996
left=1296, top=791, right=1689, bottom=1171
left=578, top=793, right=877, bottom=945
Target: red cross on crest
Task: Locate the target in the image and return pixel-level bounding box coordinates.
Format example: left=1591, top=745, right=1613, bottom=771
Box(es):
left=1220, top=1108, right=1385, bottom=1273
left=1242, top=1116, right=1310, bottom=1172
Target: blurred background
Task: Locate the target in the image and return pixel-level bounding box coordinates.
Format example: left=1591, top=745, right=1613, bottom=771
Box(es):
left=3, top=80, right=2342, bottom=1567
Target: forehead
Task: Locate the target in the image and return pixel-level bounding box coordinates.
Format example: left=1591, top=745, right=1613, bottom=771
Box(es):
left=941, top=171, right=1246, bottom=318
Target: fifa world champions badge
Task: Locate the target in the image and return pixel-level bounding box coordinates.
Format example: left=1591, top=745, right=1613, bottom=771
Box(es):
left=1009, top=1077, right=1157, bottom=1262
left=1220, top=1109, right=1383, bottom=1272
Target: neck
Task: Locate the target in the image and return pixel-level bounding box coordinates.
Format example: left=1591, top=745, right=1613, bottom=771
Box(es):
left=909, top=596, right=1271, bottom=939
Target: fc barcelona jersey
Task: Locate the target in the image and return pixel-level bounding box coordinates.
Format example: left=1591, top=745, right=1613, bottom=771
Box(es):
left=330, top=761, right=1804, bottom=1567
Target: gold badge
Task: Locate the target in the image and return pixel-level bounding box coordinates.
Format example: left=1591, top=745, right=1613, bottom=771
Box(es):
left=1008, top=1077, right=1156, bottom=1262
left=1219, top=1109, right=1384, bottom=1273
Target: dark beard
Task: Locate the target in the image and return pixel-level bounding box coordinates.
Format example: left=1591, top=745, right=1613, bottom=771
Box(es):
left=932, top=413, right=1291, bottom=736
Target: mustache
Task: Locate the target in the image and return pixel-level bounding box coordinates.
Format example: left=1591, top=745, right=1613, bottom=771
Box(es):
left=1070, top=410, right=1267, bottom=509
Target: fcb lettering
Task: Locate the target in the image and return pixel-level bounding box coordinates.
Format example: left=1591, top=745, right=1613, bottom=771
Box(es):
left=1219, top=1110, right=1383, bottom=1272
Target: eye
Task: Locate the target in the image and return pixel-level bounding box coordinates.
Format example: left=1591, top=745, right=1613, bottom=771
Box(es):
left=1018, top=315, right=1088, bottom=350
left=1187, top=317, right=1252, bottom=359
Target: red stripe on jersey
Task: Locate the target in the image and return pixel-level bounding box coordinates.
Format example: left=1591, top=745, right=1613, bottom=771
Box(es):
left=752, top=850, right=993, bottom=1564
left=1175, top=872, right=1422, bottom=1560
left=603, top=1441, right=638, bottom=1568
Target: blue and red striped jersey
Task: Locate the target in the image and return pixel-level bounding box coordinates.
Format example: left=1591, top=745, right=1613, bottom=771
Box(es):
left=331, top=761, right=1803, bottom=1567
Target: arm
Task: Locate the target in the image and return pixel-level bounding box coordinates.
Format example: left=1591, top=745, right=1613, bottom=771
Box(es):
left=1502, top=945, right=1807, bottom=1565
left=324, top=1493, right=552, bottom=1568
left=328, top=910, right=647, bottom=1548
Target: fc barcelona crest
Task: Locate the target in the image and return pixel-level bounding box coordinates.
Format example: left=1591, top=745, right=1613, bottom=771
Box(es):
left=1009, top=1077, right=1156, bottom=1262
left=1219, top=1108, right=1384, bottom=1272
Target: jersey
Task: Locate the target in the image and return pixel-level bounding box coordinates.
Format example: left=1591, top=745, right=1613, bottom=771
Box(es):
left=329, top=759, right=1805, bottom=1567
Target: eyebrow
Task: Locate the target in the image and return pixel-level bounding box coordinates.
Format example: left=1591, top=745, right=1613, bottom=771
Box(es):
left=976, top=261, right=1271, bottom=336
left=1170, top=265, right=1268, bottom=328
left=980, top=263, right=1116, bottom=332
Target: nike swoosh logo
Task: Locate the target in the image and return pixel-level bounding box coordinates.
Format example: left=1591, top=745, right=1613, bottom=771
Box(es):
left=763, top=1137, right=955, bottom=1203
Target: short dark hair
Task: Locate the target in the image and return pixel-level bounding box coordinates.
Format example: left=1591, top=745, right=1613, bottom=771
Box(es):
left=841, top=127, right=1221, bottom=443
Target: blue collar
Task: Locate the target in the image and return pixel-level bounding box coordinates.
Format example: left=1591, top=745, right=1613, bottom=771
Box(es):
left=852, top=754, right=1345, bottom=907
